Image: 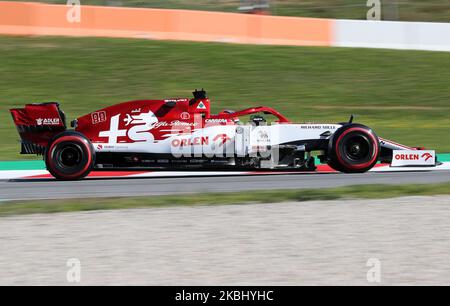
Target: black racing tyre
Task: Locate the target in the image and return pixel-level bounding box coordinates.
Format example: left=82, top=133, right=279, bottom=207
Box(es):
left=45, top=131, right=95, bottom=180
left=327, top=124, right=380, bottom=173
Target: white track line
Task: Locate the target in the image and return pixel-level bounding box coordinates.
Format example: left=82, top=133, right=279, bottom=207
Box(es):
left=0, top=170, right=48, bottom=180
left=371, top=163, right=450, bottom=172
left=1, top=162, right=449, bottom=180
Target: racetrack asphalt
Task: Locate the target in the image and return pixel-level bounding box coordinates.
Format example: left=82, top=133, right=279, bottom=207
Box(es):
left=1, top=170, right=450, bottom=201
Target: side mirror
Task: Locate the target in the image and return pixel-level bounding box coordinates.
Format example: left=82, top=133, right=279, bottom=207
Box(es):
left=349, top=114, right=354, bottom=123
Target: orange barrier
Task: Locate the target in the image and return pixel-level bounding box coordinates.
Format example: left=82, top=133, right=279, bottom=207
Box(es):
left=0, top=1, right=333, bottom=46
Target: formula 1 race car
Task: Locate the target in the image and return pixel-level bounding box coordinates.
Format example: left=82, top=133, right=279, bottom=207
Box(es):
left=10, top=89, right=437, bottom=180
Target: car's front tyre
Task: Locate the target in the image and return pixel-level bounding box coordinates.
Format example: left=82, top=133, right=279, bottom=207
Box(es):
left=327, top=124, right=380, bottom=173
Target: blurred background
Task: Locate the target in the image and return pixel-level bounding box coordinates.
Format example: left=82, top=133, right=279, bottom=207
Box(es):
left=0, top=0, right=449, bottom=161
left=9, top=0, right=450, bottom=22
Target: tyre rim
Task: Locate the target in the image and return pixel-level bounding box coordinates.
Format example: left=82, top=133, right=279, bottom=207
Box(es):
left=343, top=135, right=371, bottom=162
left=57, top=144, right=83, bottom=168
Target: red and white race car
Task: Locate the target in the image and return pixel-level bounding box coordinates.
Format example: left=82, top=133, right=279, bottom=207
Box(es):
left=10, top=89, right=437, bottom=180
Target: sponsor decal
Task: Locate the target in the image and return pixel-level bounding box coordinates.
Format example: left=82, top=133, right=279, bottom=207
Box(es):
left=251, top=145, right=269, bottom=152
left=99, top=110, right=158, bottom=143
left=300, top=125, right=337, bottom=130
left=213, top=134, right=231, bottom=147
left=172, top=137, right=209, bottom=147
left=391, top=150, right=436, bottom=167
left=36, top=118, right=60, bottom=126
left=154, top=121, right=198, bottom=128
left=91, top=111, right=107, bottom=125
left=205, top=119, right=227, bottom=123
left=395, top=153, right=420, bottom=160
left=165, top=98, right=188, bottom=103
left=97, top=144, right=103, bottom=150
left=125, top=111, right=158, bottom=142
left=99, top=109, right=199, bottom=144
left=422, top=152, right=433, bottom=162
left=197, top=101, right=207, bottom=110
left=171, top=134, right=230, bottom=148
left=124, top=111, right=157, bottom=127
left=180, top=112, right=190, bottom=120
left=257, top=130, right=270, bottom=142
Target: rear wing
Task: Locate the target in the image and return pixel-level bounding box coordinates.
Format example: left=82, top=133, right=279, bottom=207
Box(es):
left=10, top=102, right=67, bottom=154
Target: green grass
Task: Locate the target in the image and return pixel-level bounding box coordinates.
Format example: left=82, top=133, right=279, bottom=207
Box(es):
left=1, top=182, right=450, bottom=217
left=0, top=36, right=449, bottom=160
left=9, top=0, right=450, bottom=22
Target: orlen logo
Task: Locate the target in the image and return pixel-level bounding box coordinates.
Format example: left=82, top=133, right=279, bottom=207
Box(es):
left=395, top=152, right=433, bottom=162
left=36, top=118, right=60, bottom=126
left=391, top=150, right=435, bottom=167
left=213, top=134, right=231, bottom=147
left=171, top=134, right=231, bottom=147
left=421, top=153, right=433, bottom=162
left=172, top=137, right=209, bottom=147
left=395, top=153, right=420, bottom=161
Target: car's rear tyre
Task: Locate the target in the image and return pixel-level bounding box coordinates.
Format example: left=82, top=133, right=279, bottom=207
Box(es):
left=327, top=124, right=380, bottom=173
left=45, top=131, right=94, bottom=180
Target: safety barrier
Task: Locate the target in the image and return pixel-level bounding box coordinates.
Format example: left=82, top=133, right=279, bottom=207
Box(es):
left=335, top=19, right=450, bottom=52
left=0, top=2, right=449, bottom=51
left=0, top=1, right=333, bottom=46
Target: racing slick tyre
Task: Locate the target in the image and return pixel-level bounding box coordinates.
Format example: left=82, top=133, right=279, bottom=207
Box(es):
left=45, top=131, right=95, bottom=180
left=327, top=124, right=380, bottom=173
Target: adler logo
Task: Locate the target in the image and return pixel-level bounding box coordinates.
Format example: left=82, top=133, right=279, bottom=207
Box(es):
left=36, top=118, right=60, bottom=126
left=391, top=150, right=435, bottom=167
